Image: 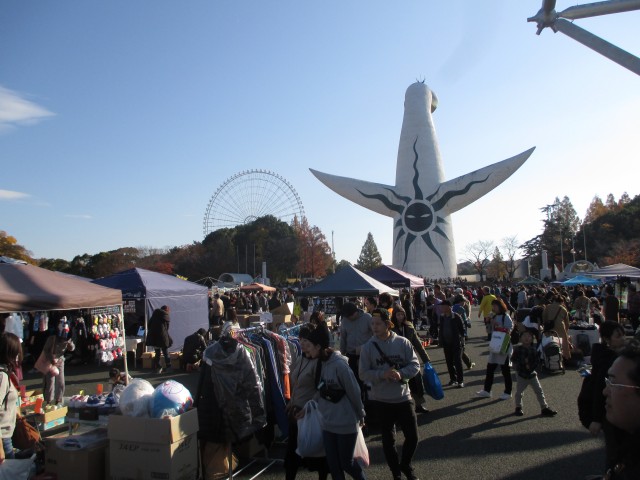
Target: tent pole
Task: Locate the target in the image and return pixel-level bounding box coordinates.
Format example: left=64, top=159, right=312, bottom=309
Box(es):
left=119, top=303, right=130, bottom=384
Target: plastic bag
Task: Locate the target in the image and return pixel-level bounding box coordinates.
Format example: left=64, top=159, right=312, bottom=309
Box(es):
left=489, top=330, right=510, bottom=355
left=119, top=378, right=154, bottom=417
left=354, top=426, right=369, bottom=467
left=423, top=362, right=444, bottom=400
left=0, top=455, right=36, bottom=480
left=150, top=380, right=193, bottom=418
left=295, top=400, right=325, bottom=458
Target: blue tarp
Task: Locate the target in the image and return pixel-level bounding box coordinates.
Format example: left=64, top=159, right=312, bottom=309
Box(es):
left=562, top=275, right=601, bottom=286
left=92, top=268, right=209, bottom=351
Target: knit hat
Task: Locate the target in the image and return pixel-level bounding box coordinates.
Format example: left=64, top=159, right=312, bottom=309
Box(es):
left=305, top=325, right=330, bottom=349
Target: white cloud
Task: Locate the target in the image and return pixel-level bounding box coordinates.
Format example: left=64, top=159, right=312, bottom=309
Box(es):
left=0, top=85, right=54, bottom=131
left=64, top=214, right=93, bottom=219
left=0, top=189, right=30, bottom=200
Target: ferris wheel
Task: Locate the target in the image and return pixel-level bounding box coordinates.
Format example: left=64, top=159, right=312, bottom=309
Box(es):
left=203, top=169, right=305, bottom=236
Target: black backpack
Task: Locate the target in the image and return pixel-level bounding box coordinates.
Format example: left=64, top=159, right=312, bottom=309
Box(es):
left=577, top=374, right=594, bottom=429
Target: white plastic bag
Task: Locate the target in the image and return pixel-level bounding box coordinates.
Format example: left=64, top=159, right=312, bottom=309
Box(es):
left=489, top=330, right=509, bottom=354
left=354, top=426, right=369, bottom=467
left=119, top=378, right=154, bottom=417
left=295, top=400, right=325, bottom=458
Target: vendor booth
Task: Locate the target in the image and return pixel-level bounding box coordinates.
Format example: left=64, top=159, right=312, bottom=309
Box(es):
left=366, top=264, right=425, bottom=289
left=296, top=265, right=399, bottom=298
left=91, top=268, right=209, bottom=352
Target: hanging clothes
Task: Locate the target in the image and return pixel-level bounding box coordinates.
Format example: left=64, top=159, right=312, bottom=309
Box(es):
left=203, top=336, right=267, bottom=443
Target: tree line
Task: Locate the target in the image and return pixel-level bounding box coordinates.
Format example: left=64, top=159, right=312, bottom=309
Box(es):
left=462, top=192, right=639, bottom=281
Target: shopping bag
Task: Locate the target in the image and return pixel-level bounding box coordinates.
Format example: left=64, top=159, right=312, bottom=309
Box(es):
left=0, top=455, right=35, bottom=480
left=354, top=426, right=369, bottom=467
left=422, top=362, right=444, bottom=400
left=296, top=400, right=325, bottom=457
left=489, top=330, right=510, bottom=355
left=34, top=353, right=59, bottom=376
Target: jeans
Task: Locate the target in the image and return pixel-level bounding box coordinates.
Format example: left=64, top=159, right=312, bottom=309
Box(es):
left=154, top=348, right=171, bottom=369
left=442, top=341, right=464, bottom=384
left=322, top=430, right=365, bottom=480
left=43, top=360, right=65, bottom=403
left=372, top=400, right=418, bottom=476
left=483, top=359, right=513, bottom=395
left=2, top=437, right=15, bottom=459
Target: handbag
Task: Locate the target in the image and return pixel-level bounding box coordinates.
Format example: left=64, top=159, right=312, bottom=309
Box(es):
left=34, top=352, right=59, bottom=376
left=422, top=362, right=444, bottom=400
left=12, top=416, right=41, bottom=450
left=296, top=400, right=325, bottom=458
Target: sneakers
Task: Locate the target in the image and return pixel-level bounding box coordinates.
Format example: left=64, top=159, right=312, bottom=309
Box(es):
left=515, top=407, right=524, bottom=416
left=155, top=367, right=163, bottom=374
left=499, top=392, right=512, bottom=400
left=476, top=390, right=492, bottom=398
left=467, top=362, right=476, bottom=370
left=415, top=405, right=430, bottom=414
left=448, top=380, right=458, bottom=387
left=458, top=382, right=465, bottom=388
left=541, top=407, right=558, bottom=417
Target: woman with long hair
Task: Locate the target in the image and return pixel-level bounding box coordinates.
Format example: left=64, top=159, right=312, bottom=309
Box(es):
left=0, top=333, right=23, bottom=463
left=296, top=322, right=365, bottom=480
left=391, top=306, right=430, bottom=413
left=476, top=299, right=514, bottom=400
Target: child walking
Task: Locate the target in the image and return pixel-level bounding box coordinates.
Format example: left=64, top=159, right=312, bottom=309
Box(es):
left=511, top=330, right=557, bottom=417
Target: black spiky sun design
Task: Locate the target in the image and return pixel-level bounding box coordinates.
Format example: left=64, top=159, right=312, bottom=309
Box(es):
left=357, top=137, right=489, bottom=268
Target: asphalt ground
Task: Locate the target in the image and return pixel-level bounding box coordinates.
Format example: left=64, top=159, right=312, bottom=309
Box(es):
left=23, top=306, right=605, bottom=480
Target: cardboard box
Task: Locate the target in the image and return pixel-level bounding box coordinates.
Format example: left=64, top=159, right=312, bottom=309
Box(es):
left=42, top=417, right=66, bottom=431
left=142, top=351, right=155, bottom=369
left=45, top=429, right=108, bottom=480
left=37, top=406, right=68, bottom=424
left=108, top=409, right=199, bottom=480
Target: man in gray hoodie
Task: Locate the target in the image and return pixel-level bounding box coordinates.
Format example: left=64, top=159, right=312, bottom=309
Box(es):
left=359, top=308, right=421, bottom=480
left=340, top=302, right=373, bottom=400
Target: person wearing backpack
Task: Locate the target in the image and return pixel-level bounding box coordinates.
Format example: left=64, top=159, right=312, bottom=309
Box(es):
left=541, top=294, right=571, bottom=360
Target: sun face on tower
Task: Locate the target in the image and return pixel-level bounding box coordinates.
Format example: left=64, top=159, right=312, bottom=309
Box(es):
left=357, top=137, right=490, bottom=268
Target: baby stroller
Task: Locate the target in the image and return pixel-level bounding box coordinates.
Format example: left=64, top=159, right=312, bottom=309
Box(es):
left=539, top=331, right=565, bottom=374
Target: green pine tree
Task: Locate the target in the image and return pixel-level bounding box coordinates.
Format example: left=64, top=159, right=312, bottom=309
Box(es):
left=355, top=232, right=382, bottom=272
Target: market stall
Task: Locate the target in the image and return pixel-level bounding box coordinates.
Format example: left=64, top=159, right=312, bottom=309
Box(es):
left=366, top=264, right=425, bottom=289
left=296, top=265, right=399, bottom=298
left=91, top=268, right=209, bottom=352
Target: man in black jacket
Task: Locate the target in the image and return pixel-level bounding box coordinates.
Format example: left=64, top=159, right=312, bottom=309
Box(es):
left=183, top=328, right=207, bottom=371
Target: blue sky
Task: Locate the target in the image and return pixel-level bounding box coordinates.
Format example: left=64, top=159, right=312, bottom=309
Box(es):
left=2, top=1, right=639, bottom=271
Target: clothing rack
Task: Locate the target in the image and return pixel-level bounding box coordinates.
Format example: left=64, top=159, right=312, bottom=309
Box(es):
left=279, top=323, right=301, bottom=337
left=225, top=323, right=282, bottom=479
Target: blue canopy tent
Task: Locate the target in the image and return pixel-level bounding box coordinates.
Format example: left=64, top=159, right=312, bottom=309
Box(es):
left=92, top=268, right=209, bottom=351
left=295, top=265, right=398, bottom=298
left=366, top=265, right=424, bottom=289
left=562, top=275, right=601, bottom=286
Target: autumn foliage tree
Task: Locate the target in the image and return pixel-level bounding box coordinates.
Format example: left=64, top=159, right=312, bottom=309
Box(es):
left=0, top=231, right=35, bottom=264
left=293, top=217, right=333, bottom=278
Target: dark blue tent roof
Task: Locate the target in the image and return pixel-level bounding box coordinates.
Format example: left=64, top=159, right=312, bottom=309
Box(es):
left=92, top=268, right=208, bottom=351
left=296, top=265, right=398, bottom=297
left=92, top=268, right=207, bottom=300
